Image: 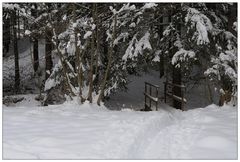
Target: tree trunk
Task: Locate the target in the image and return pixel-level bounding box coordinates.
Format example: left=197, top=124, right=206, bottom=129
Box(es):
left=17, top=10, right=20, bottom=40
left=31, top=4, right=39, bottom=73
left=94, top=4, right=100, bottom=94
left=159, top=17, right=164, bottom=78
left=228, top=3, right=237, bottom=36
left=45, top=29, right=53, bottom=80
left=87, top=4, right=96, bottom=103
left=73, top=4, right=84, bottom=102
left=97, top=14, right=117, bottom=106
left=13, top=10, right=20, bottom=93
left=3, top=9, right=11, bottom=55
left=33, top=37, right=39, bottom=72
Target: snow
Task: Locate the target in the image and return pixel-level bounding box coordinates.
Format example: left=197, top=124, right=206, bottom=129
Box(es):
left=142, top=3, right=158, bottom=10
left=185, top=7, right=213, bottom=45
left=44, top=77, right=60, bottom=92
left=129, top=22, right=136, bottom=28
left=233, top=22, right=237, bottom=31
left=171, top=48, right=195, bottom=65
left=113, top=32, right=129, bottom=46
left=62, top=14, right=67, bottom=21
left=117, top=3, right=136, bottom=13
left=122, top=31, right=152, bottom=61
left=66, top=35, right=76, bottom=56
left=25, top=30, right=31, bottom=35
left=84, top=31, right=92, bottom=39
left=3, top=95, right=237, bottom=160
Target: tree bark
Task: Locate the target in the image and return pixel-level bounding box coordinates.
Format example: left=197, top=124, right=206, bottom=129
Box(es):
left=94, top=4, right=100, bottom=94
left=73, top=4, right=84, bottom=102
left=13, top=10, right=20, bottom=93
left=87, top=4, right=96, bottom=103
left=97, top=14, right=117, bottom=106
left=159, top=17, right=164, bottom=78
left=31, top=4, right=39, bottom=73
left=17, top=10, right=20, bottom=40
left=45, top=29, right=53, bottom=80
left=3, top=9, right=11, bottom=55
left=33, top=37, right=39, bottom=72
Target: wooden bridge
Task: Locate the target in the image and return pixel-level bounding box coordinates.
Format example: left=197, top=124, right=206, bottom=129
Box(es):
left=143, top=81, right=187, bottom=111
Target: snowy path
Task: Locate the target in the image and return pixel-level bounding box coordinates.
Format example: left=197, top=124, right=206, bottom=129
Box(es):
left=3, top=96, right=237, bottom=159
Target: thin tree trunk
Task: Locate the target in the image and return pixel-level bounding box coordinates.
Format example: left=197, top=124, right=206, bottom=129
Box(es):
left=33, top=37, right=39, bottom=72
left=73, top=4, right=84, bottom=102
left=87, top=4, right=96, bottom=103
left=56, top=45, right=76, bottom=97
left=13, top=10, right=20, bottom=93
left=94, top=4, right=100, bottom=94
left=18, top=10, right=20, bottom=40
left=31, top=4, right=39, bottom=72
left=3, top=9, right=10, bottom=54
left=97, top=14, right=117, bottom=106
left=159, top=17, right=164, bottom=78
left=45, top=29, right=53, bottom=80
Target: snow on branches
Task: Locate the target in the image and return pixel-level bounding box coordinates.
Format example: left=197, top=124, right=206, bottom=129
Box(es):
left=172, top=48, right=195, bottom=67
left=185, top=7, right=213, bottom=45
left=122, top=31, right=152, bottom=61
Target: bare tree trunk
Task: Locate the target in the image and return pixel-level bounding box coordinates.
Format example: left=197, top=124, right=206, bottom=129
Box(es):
left=31, top=4, right=39, bottom=73
left=17, top=10, right=20, bottom=40
left=159, top=17, right=164, bottom=78
left=3, top=9, right=10, bottom=55
left=45, top=29, right=53, bottom=80
left=87, top=4, right=96, bottom=103
left=13, top=10, right=20, bottom=93
left=73, top=4, right=84, bottom=102
left=94, top=4, right=100, bottom=94
left=97, top=14, right=117, bottom=106
left=33, top=38, right=39, bottom=72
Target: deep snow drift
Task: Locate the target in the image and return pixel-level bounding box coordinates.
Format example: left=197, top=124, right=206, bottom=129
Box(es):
left=3, top=95, right=237, bottom=159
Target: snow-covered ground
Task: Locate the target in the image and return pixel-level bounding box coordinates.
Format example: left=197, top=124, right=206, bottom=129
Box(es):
left=3, top=95, right=237, bottom=159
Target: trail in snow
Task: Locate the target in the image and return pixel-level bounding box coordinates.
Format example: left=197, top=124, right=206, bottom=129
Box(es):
left=3, top=95, right=237, bottom=159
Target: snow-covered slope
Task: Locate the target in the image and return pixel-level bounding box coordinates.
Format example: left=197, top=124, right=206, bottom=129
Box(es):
left=3, top=96, right=237, bottom=159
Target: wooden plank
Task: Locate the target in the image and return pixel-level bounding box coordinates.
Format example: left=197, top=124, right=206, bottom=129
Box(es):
left=144, top=92, right=158, bottom=102
left=166, top=92, right=187, bottom=103
left=145, top=82, right=160, bottom=88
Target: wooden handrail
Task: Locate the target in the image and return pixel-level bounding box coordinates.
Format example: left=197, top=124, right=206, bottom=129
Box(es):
left=145, top=82, right=160, bottom=88
left=164, top=81, right=187, bottom=110
left=144, top=92, right=158, bottom=102
left=144, top=82, right=159, bottom=111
